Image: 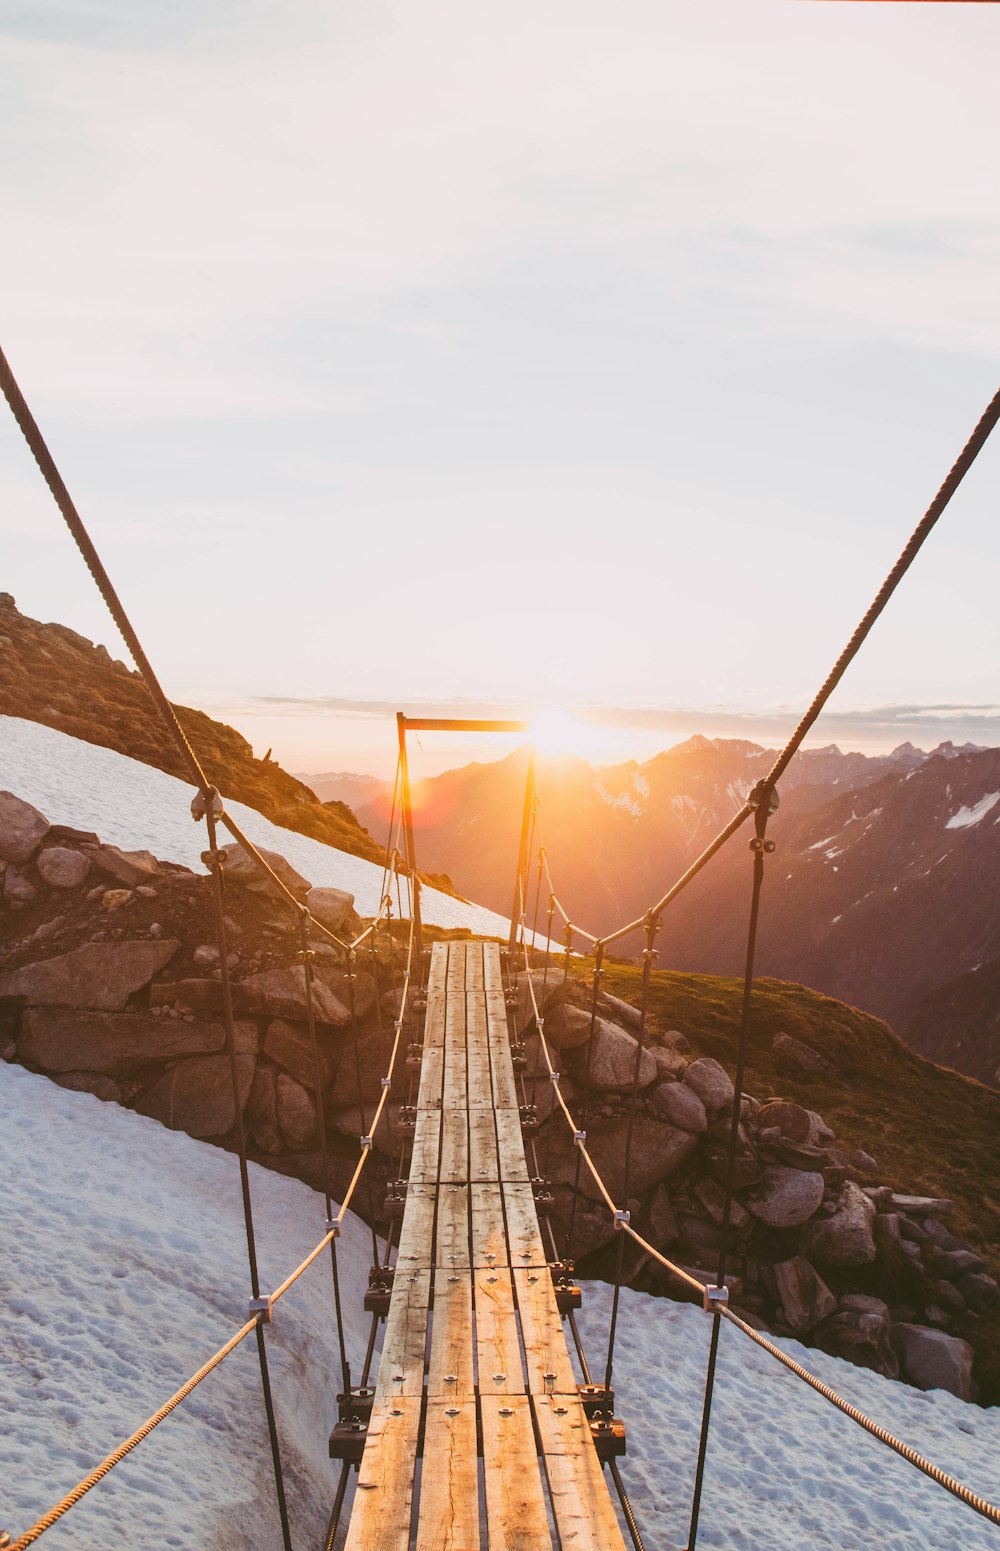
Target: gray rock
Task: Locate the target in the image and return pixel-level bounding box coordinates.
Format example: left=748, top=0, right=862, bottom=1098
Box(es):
left=17, top=1007, right=228, bottom=1073
left=0, top=939, right=180, bottom=1010
left=802, top=1182, right=876, bottom=1267
left=774, top=1256, right=837, bottom=1334
left=891, top=1324, right=974, bottom=1400
left=276, top=1073, right=318, bottom=1149
left=744, top=1166, right=825, bottom=1228
left=101, top=888, right=135, bottom=910
left=922, top=1219, right=963, bottom=1251
left=850, top=1149, right=878, bottom=1173
left=137, top=1034, right=255, bottom=1138
left=91, top=845, right=161, bottom=888
left=237, top=966, right=351, bottom=1026
left=817, top=1294, right=898, bottom=1378
left=649, top=1044, right=688, bottom=1081
left=248, top=1064, right=283, bottom=1154
left=220, top=843, right=311, bottom=901
left=542, top=1002, right=596, bottom=1051
left=807, top=1109, right=836, bottom=1144
left=597, top=990, right=643, bottom=1030
left=547, top=1118, right=697, bottom=1203
left=306, top=886, right=355, bottom=934
left=570, top=1018, right=658, bottom=1092
left=756, top=1100, right=812, bottom=1143
left=35, top=847, right=90, bottom=889
left=772, top=1030, right=838, bottom=1075
left=661, top=1029, right=691, bottom=1053
left=955, top=1272, right=1000, bottom=1313
left=683, top=1058, right=734, bottom=1112
left=929, top=1248, right=984, bottom=1279
left=645, top=1182, right=679, bottom=1246
left=264, top=1018, right=336, bottom=1091
left=549, top=1183, right=617, bottom=1257
left=650, top=1081, right=707, bottom=1133
left=4, top=865, right=37, bottom=903
left=51, top=1070, right=123, bottom=1103
left=0, top=791, right=50, bottom=864
left=329, top=1027, right=398, bottom=1107
left=515, top=969, right=569, bottom=1035
left=193, top=944, right=220, bottom=967
left=888, top=1193, right=953, bottom=1217
left=693, top=1177, right=749, bottom=1228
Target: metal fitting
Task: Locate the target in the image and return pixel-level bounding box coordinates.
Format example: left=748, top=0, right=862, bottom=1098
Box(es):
left=549, top=1070, right=560, bottom=1084
left=360, top=1135, right=373, bottom=1150
left=325, top=1217, right=342, bottom=1237
left=573, top=1129, right=587, bottom=1146
left=380, top=1076, right=391, bottom=1090
left=190, top=786, right=225, bottom=822
left=749, top=837, right=776, bottom=854
left=613, top=1209, right=630, bottom=1231
left=250, top=1295, right=273, bottom=1324
left=703, top=1284, right=730, bottom=1313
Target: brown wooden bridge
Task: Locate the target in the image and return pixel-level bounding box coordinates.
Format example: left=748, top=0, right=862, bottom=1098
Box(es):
left=343, top=939, right=628, bottom=1551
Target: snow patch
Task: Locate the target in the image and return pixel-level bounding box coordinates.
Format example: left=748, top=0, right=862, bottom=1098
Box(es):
left=945, top=792, right=1000, bottom=830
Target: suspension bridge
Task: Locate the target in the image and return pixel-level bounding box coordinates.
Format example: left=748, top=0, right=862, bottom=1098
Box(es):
left=2, top=341, right=1000, bottom=1551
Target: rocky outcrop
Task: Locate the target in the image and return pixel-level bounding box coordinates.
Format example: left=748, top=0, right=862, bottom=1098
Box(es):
left=0, top=791, right=50, bottom=864
left=0, top=939, right=180, bottom=1010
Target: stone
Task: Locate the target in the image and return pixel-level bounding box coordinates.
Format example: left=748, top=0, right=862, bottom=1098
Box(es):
left=549, top=1184, right=617, bottom=1258
left=597, top=990, right=643, bottom=1030
left=51, top=1070, right=123, bottom=1103
left=801, top=1182, right=876, bottom=1267
left=306, top=885, right=355, bottom=934
left=91, top=844, right=161, bottom=888
left=265, top=1018, right=337, bottom=1091
left=929, top=1247, right=984, bottom=1279
left=137, top=1034, right=256, bottom=1139
left=193, top=944, right=220, bottom=967
left=515, top=970, right=569, bottom=1034
left=683, top=1058, right=734, bottom=1112
left=219, top=842, right=311, bottom=901
left=703, top=1126, right=764, bottom=1191
left=807, top=1109, right=835, bottom=1144
left=329, top=1027, right=398, bottom=1107
left=648, top=1044, right=688, bottom=1081
left=569, top=1018, right=658, bottom=1092
left=101, top=889, right=135, bottom=910
left=955, top=1272, right=999, bottom=1313
left=850, top=1148, right=878, bottom=1174
left=316, top=966, right=377, bottom=1022
left=235, top=966, right=351, bottom=1026
left=922, top=1219, right=963, bottom=1251
left=891, top=1324, right=974, bottom=1400
left=928, top=1279, right=966, bottom=1314
left=276, top=1073, right=318, bottom=1149
left=49, top=823, right=100, bottom=846
left=542, top=1002, right=595, bottom=1051
left=0, top=791, right=50, bottom=864
left=35, top=847, right=90, bottom=889
left=645, top=1182, right=679, bottom=1246
left=774, top=1256, right=837, bottom=1334
left=0, top=939, right=180, bottom=1010
left=888, top=1194, right=954, bottom=1217
left=4, top=866, right=36, bottom=903
left=744, top=1166, right=825, bottom=1228
left=756, top=1100, right=812, bottom=1144
left=135, top=885, right=158, bottom=898
left=18, top=1007, right=228, bottom=1073
left=772, top=1030, right=838, bottom=1076
left=693, top=1177, right=749, bottom=1229
left=249, top=1064, right=283, bottom=1154
left=547, top=1118, right=697, bottom=1204
left=650, top=1081, right=707, bottom=1133
left=661, top=1029, right=691, bottom=1053
left=816, top=1295, right=898, bottom=1378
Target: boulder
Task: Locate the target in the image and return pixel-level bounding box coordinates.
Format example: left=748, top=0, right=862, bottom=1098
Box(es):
left=570, top=1019, right=658, bottom=1092
left=807, top=1109, right=835, bottom=1144
left=549, top=1183, right=617, bottom=1258
left=928, top=1247, right=984, bottom=1279
left=597, top=990, right=643, bottom=1030
left=220, top=843, right=311, bottom=901
left=774, top=1256, right=837, bottom=1334
left=17, top=1007, right=227, bottom=1074
left=888, top=1194, right=954, bottom=1218
left=802, top=1182, right=876, bottom=1267
left=0, top=791, right=50, bottom=864
left=264, top=1018, right=337, bottom=1091
left=772, top=1031, right=838, bottom=1076
left=248, top=1064, right=283, bottom=1154
left=816, top=1295, right=898, bottom=1378
left=542, top=1002, right=595, bottom=1051
left=0, top=939, right=180, bottom=1010
left=756, top=1100, right=812, bottom=1144
left=703, top=1125, right=764, bottom=1191
left=91, top=845, right=161, bottom=888
left=744, top=1166, right=825, bottom=1229
left=514, top=969, right=569, bottom=1035
left=645, top=1182, right=679, bottom=1246
left=4, top=866, right=36, bottom=903
left=35, top=847, right=90, bottom=889
left=236, top=966, right=351, bottom=1026
left=661, top=1029, right=691, bottom=1053
left=683, top=1058, right=734, bottom=1112
left=922, top=1219, right=963, bottom=1251
left=955, top=1272, right=1000, bottom=1313
left=101, top=889, right=135, bottom=910
left=276, top=1073, right=318, bottom=1149
left=316, top=966, right=376, bottom=1022
left=306, top=886, right=355, bottom=934
left=693, top=1177, right=749, bottom=1229
left=329, top=1027, right=398, bottom=1107
left=137, top=1034, right=256, bottom=1138
left=649, top=1044, right=688, bottom=1081
left=51, top=1070, right=123, bottom=1103
left=891, top=1324, right=974, bottom=1400
left=650, top=1081, right=707, bottom=1134
left=548, top=1118, right=697, bottom=1203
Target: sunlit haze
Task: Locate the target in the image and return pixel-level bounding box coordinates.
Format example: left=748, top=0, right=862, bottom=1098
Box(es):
left=2, top=2, right=998, bottom=781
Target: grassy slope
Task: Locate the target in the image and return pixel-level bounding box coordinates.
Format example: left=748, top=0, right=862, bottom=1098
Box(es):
left=0, top=596, right=386, bottom=865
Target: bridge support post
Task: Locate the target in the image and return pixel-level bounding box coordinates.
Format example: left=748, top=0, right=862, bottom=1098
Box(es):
left=397, top=713, right=424, bottom=971
left=508, top=749, right=536, bottom=955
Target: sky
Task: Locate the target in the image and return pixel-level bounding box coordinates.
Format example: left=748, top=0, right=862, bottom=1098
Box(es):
left=1, top=0, right=998, bottom=778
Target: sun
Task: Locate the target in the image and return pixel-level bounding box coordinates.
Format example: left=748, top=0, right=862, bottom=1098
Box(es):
left=530, top=709, right=606, bottom=762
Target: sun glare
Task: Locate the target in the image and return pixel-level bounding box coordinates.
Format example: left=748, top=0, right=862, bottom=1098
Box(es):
left=530, top=709, right=605, bottom=762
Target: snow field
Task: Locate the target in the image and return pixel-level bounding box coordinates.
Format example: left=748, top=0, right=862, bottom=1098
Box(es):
left=0, top=716, right=515, bottom=938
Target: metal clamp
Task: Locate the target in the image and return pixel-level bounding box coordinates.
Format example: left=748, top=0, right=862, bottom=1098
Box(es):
left=360, top=1135, right=373, bottom=1150
left=325, top=1217, right=342, bottom=1237
left=250, top=1295, right=273, bottom=1324
left=380, top=1076, right=391, bottom=1090
left=613, top=1209, right=630, bottom=1231
left=703, top=1284, right=729, bottom=1313
left=573, top=1129, right=587, bottom=1146
left=549, top=1070, right=560, bottom=1085
left=190, top=786, right=225, bottom=822
left=394, top=1018, right=404, bottom=1031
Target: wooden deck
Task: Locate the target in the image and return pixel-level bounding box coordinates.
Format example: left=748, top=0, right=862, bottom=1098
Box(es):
left=343, top=940, right=627, bottom=1551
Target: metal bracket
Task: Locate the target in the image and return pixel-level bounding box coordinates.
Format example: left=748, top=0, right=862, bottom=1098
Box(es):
left=613, top=1209, right=630, bottom=1231
left=573, top=1129, right=587, bottom=1146
left=360, top=1135, right=373, bottom=1150
left=250, top=1295, right=273, bottom=1324
left=190, top=786, right=225, bottom=822
left=380, top=1076, right=391, bottom=1089
left=325, top=1217, right=342, bottom=1237
left=703, top=1284, right=730, bottom=1313
left=549, top=1070, right=560, bottom=1085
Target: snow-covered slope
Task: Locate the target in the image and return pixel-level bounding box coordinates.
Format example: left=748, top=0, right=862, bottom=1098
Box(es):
left=4, top=1062, right=999, bottom=1550
left=0, top=716, right=515, bottom=938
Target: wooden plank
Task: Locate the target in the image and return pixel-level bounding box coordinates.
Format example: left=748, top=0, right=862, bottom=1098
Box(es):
left=533, top=1396, right=629, bottom=1551
left=442, top=1041, right=468, bottom=1112
left=408, top=1108, right=441, bottom=1184
left=426, top=942, right=449, bottom=997
left=417, top=1046, right=444, bottom=1111
left=513, top=1267, right=577, bottom=1396
left=343, top=1395, right=422, bottom=1551
left=467, top=1034, right=493, bottom=1110
left=423, top=994, right=446, bottom=1051
left=439, top=1108, right=468, bottom=1184
left=427, top=1269, right=474, bottom=1397
left=446, top=941, right=467, bottom=995
left=465, top=940, right=485, bottom=991
left=395, top=1183, right=436, bottom=1270
left=491, top=1048, right=519, bottom=1111
left=481, top=1396, right=552, bottom=1551
left=495, top=1109, right=530, bottom=1183
left=474, top=1268, right=525, bottom=1396
left=415, top=1400, right=479, bottom=1551
left=469, top=1109, right=500, bottom=1183
left=503, top=1183, right=549, bottom=1269
left=376, top=1268, right=430, bottom=1399
left=482, top=941, right=504, bottom=994
left=471, top=1183, right=508, bottom=1268
left=435, top=1183, right=470, bottom=1269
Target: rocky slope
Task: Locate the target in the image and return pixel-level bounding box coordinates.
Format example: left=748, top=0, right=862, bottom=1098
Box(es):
left=3, top=788, right=998, bottom=1404
left=0, top=594, right=383, bottom=865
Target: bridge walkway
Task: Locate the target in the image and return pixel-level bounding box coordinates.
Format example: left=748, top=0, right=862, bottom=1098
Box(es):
left=343, top=939, right=627, bottom=1551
